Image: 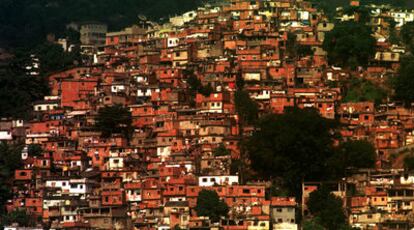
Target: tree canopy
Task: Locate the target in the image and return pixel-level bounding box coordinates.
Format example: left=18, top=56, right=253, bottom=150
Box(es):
left=0, top=143, right=23, bottom=215
left=309, top=0, right=413, bottom=19
left=213, top=143, right=231, bottom=157
left=404, top=155, right=414, bottom=171
left=234, top=90, right=259, bottom=126
left=329, top=140, right=376, bottom=178
left=187, top=75, right=213, bottom=97
left=303, top=218, right=325, bottom=230
left=338, top=140, right=376, bottom=169
left=401, top=22, right=414, bottom=53
left=308, top=0, right=348, bottom=18
left=1, top=209, right=35, bottom=227
left=0, top=41, right=83, bottom=119
left=0, top=0, right=205, bottom=49
left=27, top=144, right=43, bottom=157
left=323, top=21, right=375, bottom=68
left=360, top=0, right=413, bottom=7
left=95, top=104, right=133, bottom=139
left=246, top=107, right=338, bottom=196
left=0, top=70, right=48, bottom=118
left=195, top=189, right=229, bottom=223
left=393, top=55, right=414, bottom=105
left=307, top=186, right=348, bottom=230
left=343, top=76, right=387, bottom=105
left=31, top=42, right=81, bottom=74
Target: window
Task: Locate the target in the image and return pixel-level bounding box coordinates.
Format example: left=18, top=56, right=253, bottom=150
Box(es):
left=202, top=178, right=207, bottom=182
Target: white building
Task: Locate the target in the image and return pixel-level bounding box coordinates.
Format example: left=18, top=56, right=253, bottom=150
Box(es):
left=0, top=130, right=13, bottom=141
left=170, top=11, right=197, bottom=27
left=198, top=175, right=239, bottom=186
left=391, top=10, right=414, bottom=27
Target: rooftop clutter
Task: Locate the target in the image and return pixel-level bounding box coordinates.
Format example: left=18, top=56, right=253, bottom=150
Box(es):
left=3, top=0, right=414, bottom=229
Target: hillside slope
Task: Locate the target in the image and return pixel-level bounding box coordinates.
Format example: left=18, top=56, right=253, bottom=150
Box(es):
left=0, top=0, right=205, bottom=48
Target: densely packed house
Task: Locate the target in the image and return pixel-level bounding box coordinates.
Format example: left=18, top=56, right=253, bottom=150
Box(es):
left=3, top=0, right=414, bottom=229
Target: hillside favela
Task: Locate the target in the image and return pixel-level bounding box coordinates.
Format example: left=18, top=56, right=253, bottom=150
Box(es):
left=4, top=0, right=414, bottom=229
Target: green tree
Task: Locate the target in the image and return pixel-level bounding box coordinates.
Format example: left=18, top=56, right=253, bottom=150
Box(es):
left=173, top=225, right=184, bottom=230
left=246, top=107, right=338, bottom=196
left=297, top=45, right=314, bottom=58
left=187, top=75, right=213, bottom=97
left=195, top=189, right=229, bottom=223
left=330, top=140, right=376, bottom=177
left=27, top=144, right=42, bottom=157
left=235, top=74, right=245, bottom=90
left=387, top=18, right=400, bottom=45
left=309, top=0, right=349, bottom=19
left=0, top=68, right=48, bottom=118
left=285, top=32, right=314, bottom=58
left=33, top=42, right=80, bottom=74
left=401, top=22, right=414, bottom=53
left=404, top=155, right=414, bottom=171
left=339, top=140, right=376, bottom=169
left=343, top=77, right=387, bottom=105
left=234, top=90, right=258, bottom=126
left=323, top=21, right=375, bottom=68
left=0, top=143, right=23, bottom=215
left=95, top=104, right=133, bottom=140
left=303, top=217, right=325, bottom=230
left=393, top=56, right=414, bottom=105
left=0, top=0, right=205, bottom=49
left=1, top=209, right=35, bottom=227
left=342, top=6, right=370, bottom=24
left=360, top=0, right=407, bottom=6
left=0, top=40, right=82, bottom=118
left=213, top=143, right=231, bottom=157
left=307, top=186, right=347, bottom=230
